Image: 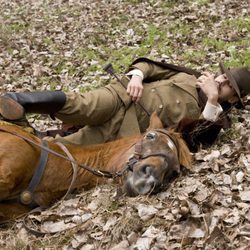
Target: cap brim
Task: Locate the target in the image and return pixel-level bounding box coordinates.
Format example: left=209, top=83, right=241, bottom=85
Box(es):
left=219, top=62, right=244, bottom=108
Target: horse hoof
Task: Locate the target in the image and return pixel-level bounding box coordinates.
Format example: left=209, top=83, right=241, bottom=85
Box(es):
left=0, top=96, right=25, bottom=120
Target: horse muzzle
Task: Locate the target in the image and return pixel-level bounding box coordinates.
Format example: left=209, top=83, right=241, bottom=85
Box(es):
left=124, top=164, right=164, bottom=196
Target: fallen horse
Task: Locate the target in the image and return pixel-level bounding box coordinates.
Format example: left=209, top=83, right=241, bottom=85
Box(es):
left=0, top=113, right=192, bottom=222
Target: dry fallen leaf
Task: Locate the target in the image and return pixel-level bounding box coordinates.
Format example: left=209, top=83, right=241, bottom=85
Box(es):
left=137, top=204, right=158, bottom=221
left=240, top=190, right=250, bottom=202
left=41, top=220, right=76, bottom=233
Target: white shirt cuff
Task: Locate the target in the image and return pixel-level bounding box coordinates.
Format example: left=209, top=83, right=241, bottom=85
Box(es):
left=126, top=69, right=144, bottom=79
left=202, top=102, right=223, bottom=122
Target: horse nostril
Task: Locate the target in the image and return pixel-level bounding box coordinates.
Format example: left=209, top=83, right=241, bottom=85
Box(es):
left=141, top=165, right=152, bottom=176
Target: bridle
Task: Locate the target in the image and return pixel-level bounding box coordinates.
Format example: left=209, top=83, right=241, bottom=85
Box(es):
left=0, top=126, right=178, bottom=206
left=119, top=128, right=179, bottom=175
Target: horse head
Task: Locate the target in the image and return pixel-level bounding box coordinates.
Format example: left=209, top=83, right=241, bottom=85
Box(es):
left=122, top=112, right=192, bottom=196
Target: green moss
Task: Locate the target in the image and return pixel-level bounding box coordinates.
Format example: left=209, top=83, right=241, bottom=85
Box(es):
left=218, top=128, right=240, bottom=144
left=191, top=0, right=210, bottom=5
left=222, top=16, right=250, bottom=31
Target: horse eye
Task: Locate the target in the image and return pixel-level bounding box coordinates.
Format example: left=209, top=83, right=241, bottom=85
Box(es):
left=145, top=132, right=157, bottom=140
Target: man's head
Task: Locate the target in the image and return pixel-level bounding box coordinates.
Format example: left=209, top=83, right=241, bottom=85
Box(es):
left=218, top=63, right=250, bottom=108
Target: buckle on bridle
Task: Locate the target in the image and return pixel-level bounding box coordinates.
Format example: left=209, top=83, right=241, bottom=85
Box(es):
left=20, top=190, right=33, bottom=205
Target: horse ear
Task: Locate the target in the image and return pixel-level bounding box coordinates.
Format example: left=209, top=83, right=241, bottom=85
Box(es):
left=147, top=112, right=163, bottom=131
left=175, top=118, right=203, bottom=153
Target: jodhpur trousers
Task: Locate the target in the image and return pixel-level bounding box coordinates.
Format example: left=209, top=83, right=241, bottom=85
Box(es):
left=50, top=87, right=125, bottom=145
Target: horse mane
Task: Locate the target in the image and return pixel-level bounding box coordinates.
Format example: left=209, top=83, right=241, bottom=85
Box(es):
left=175, top=117, right=226, bottom=152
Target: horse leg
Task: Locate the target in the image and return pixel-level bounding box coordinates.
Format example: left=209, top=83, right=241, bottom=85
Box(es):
left=0, top=170, right=17, bottom=201
left=0, top=203, right=31, bottom=223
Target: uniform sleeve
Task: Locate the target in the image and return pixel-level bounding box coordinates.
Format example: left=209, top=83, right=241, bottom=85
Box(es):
left=201, top=102, right=223, bottom=122
left=129, top=61, right=177, bottom=82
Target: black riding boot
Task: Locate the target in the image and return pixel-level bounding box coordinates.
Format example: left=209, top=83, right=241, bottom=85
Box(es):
left=0, top=91, right=66, bottom=120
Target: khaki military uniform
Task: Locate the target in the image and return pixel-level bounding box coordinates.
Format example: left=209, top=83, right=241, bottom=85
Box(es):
left=52, top=58, right=202, bottom=145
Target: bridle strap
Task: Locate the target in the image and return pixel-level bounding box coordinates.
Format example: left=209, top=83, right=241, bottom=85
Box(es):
left=154, top=128, right=179, bottom=157
left=134, top=128, right=178, bottom=159
left=26, top=140, right=49, bottom=193
left=56, top=142, right=78, bottom=199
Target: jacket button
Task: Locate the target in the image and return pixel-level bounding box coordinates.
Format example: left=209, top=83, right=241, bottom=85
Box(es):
left=176, top=100, right=180, bottom=104
left=151, top=89, right=155, bottom=92
left=159, top=104, right=163, bottom=109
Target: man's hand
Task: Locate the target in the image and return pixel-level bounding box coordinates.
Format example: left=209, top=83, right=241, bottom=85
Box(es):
left=197, top=72, right=219, bottom=105
left=127, top=75, right=143, bottom=103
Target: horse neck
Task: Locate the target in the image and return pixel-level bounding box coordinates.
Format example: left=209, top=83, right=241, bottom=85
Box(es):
left=68, top=135, right=141, bottom=172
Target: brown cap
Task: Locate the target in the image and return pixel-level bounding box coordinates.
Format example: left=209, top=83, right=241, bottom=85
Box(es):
left=219, top=62, right=250, bottom=108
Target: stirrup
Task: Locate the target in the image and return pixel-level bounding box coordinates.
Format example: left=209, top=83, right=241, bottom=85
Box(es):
left=0, top=96, right=25, bottom=120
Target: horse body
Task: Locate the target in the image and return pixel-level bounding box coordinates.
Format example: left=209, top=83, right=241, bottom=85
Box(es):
left=0, top=113, right=192, bottom=222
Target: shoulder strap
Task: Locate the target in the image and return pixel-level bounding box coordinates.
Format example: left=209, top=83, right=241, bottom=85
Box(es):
left=130, top=57, right=202, bottom=78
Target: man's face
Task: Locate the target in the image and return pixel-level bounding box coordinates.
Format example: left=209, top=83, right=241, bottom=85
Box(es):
left=215, top=74, right=239, bottom=103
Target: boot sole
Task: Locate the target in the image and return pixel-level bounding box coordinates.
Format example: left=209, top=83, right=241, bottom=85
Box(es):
left=0, top=96, right=25, bottom=120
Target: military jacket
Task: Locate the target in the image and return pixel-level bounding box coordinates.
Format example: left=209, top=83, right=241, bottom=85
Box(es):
left=54, top=58, right=203, bottom=145
left=108, top=58, right=202, bottom=136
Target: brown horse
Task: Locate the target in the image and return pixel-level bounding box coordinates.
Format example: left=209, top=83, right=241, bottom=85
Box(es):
left=0, top=113, right=192, bottom=222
